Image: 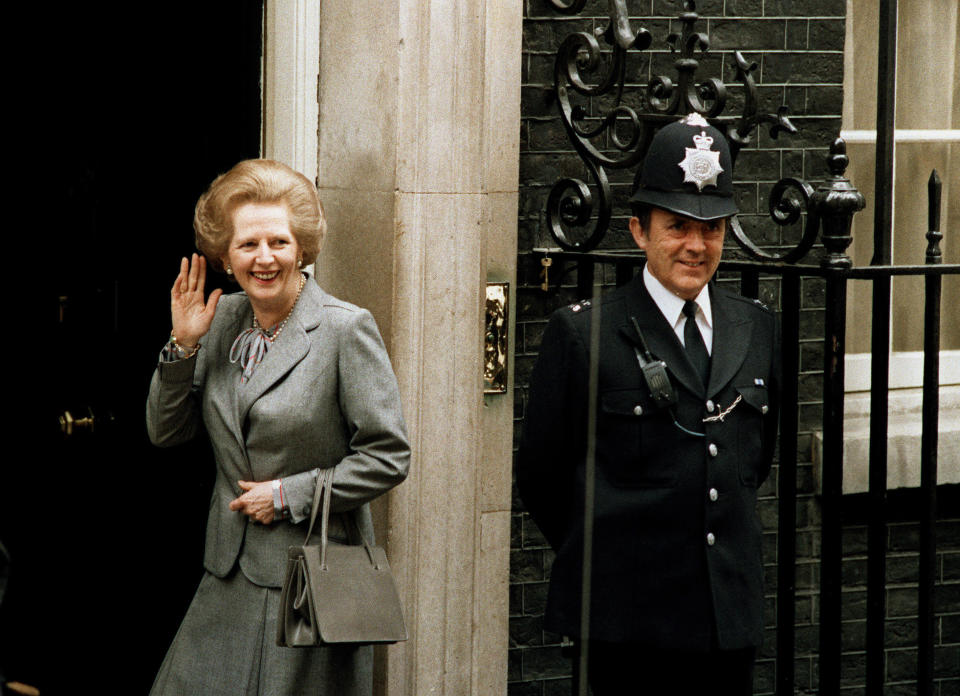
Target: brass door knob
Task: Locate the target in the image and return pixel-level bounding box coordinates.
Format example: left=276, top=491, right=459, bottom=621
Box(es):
left=59, top=408, right=95, bottom=436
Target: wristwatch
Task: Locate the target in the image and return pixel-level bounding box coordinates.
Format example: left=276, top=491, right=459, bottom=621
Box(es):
left=272, top=479, right=290, bottom=520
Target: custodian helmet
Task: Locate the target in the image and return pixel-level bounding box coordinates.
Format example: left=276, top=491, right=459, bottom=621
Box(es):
left=629, top=112, right=737, bottom=221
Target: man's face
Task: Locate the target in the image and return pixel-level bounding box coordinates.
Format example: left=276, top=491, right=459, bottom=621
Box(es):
left=629, top=208, right=726, bottom=300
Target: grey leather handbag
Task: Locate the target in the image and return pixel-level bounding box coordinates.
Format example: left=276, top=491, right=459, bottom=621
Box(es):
left=277, top=467, right=407, bottom=647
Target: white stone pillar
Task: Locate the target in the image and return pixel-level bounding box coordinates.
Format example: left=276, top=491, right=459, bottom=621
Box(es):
left=313, top=1, right=522, bottom=694
left=262, top=0, right=320, bottom=179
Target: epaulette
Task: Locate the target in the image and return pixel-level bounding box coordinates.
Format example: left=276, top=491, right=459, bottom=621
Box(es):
left=568, top=299, right=592, bottom=313
left=726, top=293, right=771, bottom=312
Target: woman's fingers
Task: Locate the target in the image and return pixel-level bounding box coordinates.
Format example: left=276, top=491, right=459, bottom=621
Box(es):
left=229, top=481, right=255, bottom=511
left=205, top=288, right=223, bottom=316
left=228, top=481, right=275, bottom=524
left=187, top=253, right=201, bottom=291
left=172, top=256, right=217, bottom=307
left=172, top=256, right=189, bottom=296
left=173, top=255, right=208, bottom=297
left=195, top=254, right=207, bottom=295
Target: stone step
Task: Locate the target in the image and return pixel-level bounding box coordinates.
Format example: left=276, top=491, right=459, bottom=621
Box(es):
left=812, top=385, right=960, bottom=493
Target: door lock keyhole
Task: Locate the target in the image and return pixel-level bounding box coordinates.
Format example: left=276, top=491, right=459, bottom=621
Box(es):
left=59, top=408, right=95, bottom=436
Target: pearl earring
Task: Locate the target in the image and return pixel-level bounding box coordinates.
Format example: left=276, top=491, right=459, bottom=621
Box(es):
left=226, top=265, right=233, bottom=275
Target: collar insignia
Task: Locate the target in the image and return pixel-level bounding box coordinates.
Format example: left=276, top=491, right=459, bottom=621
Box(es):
left=678, top=129, right=724, bottom=191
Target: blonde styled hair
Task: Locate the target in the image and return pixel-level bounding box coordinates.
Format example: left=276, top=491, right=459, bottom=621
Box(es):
left=194, top=159, right=326, bottom=272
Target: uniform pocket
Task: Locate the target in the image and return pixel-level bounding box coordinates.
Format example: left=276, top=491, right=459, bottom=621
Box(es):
left=735, top=383, right=769, bottom=487
left=597, top=389, right=675, bottom=488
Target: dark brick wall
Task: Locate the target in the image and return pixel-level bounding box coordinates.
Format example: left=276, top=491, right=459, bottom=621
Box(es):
left=511, top=1, right=960, bottom=694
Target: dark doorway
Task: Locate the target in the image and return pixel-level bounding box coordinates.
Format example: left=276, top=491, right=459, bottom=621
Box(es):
left=3, top=4, right=263, bottom=693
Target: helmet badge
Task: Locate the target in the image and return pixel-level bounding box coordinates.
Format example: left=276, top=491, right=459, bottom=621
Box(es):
left=678, top=129, right=724, bottom=191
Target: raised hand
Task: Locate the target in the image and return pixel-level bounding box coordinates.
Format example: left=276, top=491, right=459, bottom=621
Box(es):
left=171, top=253, right=223, bottom=347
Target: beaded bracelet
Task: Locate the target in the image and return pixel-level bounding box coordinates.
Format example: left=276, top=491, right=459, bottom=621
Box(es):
left=170, top=333, right=201, bottom=360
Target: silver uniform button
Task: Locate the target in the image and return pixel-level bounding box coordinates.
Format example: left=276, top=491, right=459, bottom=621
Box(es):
left=706, top=400, right=715, bottom=413
left=708, top=443, right=718, bottom=457
left=707, top=532, right=716, bottom=546
left=761, top=404, right=769, bottom=414
left=633, top=405, right=644, bottom=416
left=709, top=488, right=718, bottom=502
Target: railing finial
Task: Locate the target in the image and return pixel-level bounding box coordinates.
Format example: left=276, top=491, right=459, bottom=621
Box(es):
left=926, top=170, right=943, bottom=264
left=815, top=138, right=865, bottom=270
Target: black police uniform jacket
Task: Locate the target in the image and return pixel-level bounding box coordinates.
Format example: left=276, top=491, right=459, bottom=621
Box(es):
left=517, top=271, right=780, bottom=651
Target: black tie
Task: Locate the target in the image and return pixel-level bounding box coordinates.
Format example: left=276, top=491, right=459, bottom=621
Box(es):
left=682, top=300, right=710, bottom=389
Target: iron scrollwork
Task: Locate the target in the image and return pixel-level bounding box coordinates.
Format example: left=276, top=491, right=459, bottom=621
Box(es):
left=547, top=1, right=652, bottom=251
left=647, top=2, right=722, bottom=117
left=548, top=0, right=589, bottom=15
left=545, top=0, right=835, bottom=262
left=727, top=178, right=819, bottom=265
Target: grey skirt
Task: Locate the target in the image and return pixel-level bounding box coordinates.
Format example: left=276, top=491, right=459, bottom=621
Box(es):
left=150, top=566, right=372, bottom=696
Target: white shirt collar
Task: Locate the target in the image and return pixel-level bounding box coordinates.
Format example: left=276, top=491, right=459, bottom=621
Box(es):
left=642, top=264, right=712, bottom=329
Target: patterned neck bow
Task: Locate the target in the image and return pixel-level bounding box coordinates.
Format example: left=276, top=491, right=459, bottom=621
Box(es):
left=229, top=273, right=306, bottom=383
left=229, top=327, right=274, bottom=383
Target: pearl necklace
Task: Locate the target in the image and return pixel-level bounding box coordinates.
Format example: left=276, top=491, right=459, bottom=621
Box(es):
left=229, top=273, right=307, bottom=383
left=253, top=273, right=306, bottom=343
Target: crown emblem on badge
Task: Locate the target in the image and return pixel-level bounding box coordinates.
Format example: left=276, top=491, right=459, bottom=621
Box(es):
left=678, top=127, right=724, bottom=191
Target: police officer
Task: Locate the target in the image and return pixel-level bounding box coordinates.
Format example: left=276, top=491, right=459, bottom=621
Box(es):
left=518, top=113, right=780, bottom=695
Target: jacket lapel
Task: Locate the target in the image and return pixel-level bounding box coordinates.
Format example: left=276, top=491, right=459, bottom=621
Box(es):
left=210, top=298, right=250, bottom=458
left=235, top=277, right=323, bottom=427
left=619, top=274, right=704, bottom=398
left=705, top=286, right=752, bottom=397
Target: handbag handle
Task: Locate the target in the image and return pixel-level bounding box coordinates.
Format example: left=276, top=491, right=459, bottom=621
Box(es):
left=302, top=468, right=381, bottom=570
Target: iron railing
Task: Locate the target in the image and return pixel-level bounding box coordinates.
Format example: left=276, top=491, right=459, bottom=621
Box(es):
left=534, top=1, right=960, bottom=694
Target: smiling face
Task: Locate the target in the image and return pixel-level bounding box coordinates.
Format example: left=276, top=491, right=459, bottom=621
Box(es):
left=223, top=202, right=303, bottom=321
left=629, top=207, right=726, bottom=300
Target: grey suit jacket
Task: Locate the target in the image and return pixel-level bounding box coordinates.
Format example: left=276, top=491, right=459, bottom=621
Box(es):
left=147, top=276, right=410, bottom=587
